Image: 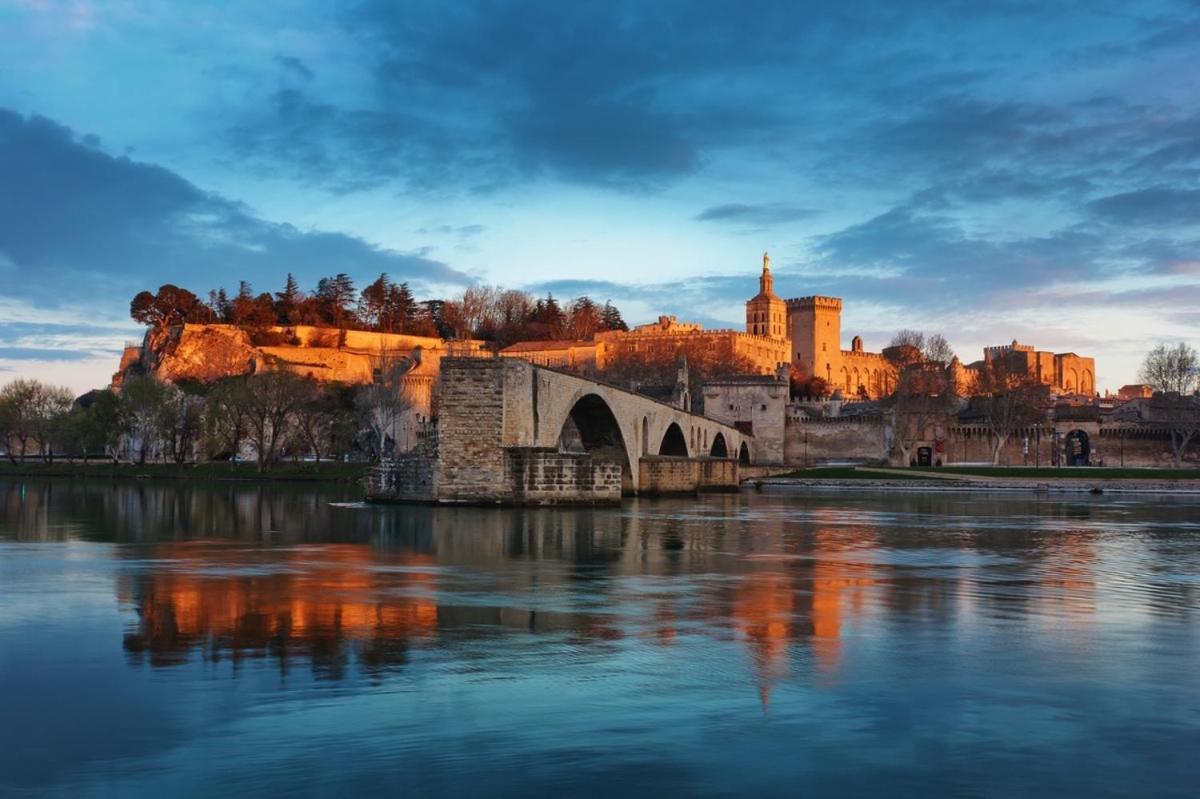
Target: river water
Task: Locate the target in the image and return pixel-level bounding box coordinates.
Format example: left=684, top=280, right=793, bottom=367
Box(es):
left=1, top=479, right=1198, bottom=798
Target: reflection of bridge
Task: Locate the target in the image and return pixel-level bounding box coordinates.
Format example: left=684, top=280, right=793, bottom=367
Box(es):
left=368, top=358, right=756, bottom=503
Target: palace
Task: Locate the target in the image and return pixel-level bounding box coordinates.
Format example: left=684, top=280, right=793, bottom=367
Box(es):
left=497, top=252, right=1098, bottom=399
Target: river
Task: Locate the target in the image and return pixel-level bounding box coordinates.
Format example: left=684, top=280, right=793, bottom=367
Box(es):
left=1, top=479, right=1198, bottom=797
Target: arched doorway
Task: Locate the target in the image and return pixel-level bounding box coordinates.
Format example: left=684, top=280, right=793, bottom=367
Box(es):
left=738, top=442, right=750, bottom=465
left=1064, top=429, right=1090, bottom=466
left=558, top=394, right=633, bottom=491
left=659, top=422, right=689, bottom=457
left=710, top=432, right=729, bottom=458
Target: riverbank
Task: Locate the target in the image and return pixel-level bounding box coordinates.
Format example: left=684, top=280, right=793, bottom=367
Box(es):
left=0, top=461, right=369, bottom=483
left=764, top=466, right=1200, bottom=494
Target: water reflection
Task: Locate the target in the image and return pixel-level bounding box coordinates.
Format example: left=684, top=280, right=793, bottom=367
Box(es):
left=3, top=479, right=1200, bottom=797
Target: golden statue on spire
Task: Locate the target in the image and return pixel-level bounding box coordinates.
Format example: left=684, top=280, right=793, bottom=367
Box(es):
left=763, top=251, right=771, bottom=271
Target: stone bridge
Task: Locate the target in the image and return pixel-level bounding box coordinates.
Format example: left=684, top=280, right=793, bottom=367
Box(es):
left=367, top=357, right=757, bottom=504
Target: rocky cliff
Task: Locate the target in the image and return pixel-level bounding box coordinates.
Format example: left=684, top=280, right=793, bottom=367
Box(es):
left=114, top=323, right=490, bottom=387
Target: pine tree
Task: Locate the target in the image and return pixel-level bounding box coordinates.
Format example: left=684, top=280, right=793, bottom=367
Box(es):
left=601, top=301, right=627, bottom=332
left=275, top=273, right=302, bottom=324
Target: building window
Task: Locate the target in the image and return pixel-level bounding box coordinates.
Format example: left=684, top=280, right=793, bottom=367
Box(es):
left=761, top=404, right=767, bottom=411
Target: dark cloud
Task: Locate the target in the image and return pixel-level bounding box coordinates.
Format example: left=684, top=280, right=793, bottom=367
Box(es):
left=0, top=107, right=472, bottom=311
left=1087, top=187, right=1200, bottom=227
left=694, top=203, right=819, bottom=225
left=274, top=55, right=314, bottom=81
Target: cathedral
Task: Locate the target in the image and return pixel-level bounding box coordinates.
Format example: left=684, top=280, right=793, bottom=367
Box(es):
left=745, top=251, right=1095, bottom=398
left=746, top=252, right=892, bottom=398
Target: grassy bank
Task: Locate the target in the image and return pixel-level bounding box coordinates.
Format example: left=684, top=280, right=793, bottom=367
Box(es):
left=0, top=460, right=370, bottom=482
left=778, top=467, right=943, bottom=480
left=895, top=466, right=1200, bottom=480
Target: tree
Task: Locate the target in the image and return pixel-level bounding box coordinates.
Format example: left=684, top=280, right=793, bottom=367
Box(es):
left=0, top=379, right=40, bottom=462
left=315, top=273, right=358, bottom=329
left=567, top=296, right=603, bottom=340
left=130, top=284, right=215, bottom=328
left=600, top=301, right=627, bottom=332
left=29, top=383, right=74, bottom=463
left=202, top=378, right=251, bottom=461
left=275, top=273, right=303, bottom=324
left=493, top=289, right=535, bottom=347
left=119, top=376, right=168, bottom=464
left=242, top=371, right=305, bottom=470
left=1140, top=342, right=1200, bottom=395
left=70, top=390, right=124, bottom=462
left=156, top=386, right=204, bottom=464
left=292, top=378, right=341, bottom=462
left=974, top=356, right=1048, bottom=465
left=355, top=347, right=415, bottom=461
left=359, top=273, right=393, bottom=331
left=527, top=294, right=567, bottom=340
left=885, top=343, right=957, bottom=466
left=1140, top=342, right=1200, bottom=466
left=597, top=337, right=758, bottom=413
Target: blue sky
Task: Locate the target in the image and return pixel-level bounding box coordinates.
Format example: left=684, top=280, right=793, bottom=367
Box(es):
left=1, top=0, right=1198, bottom=393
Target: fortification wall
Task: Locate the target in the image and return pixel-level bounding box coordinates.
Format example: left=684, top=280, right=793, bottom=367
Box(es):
left=785, top=417, right=891, bottom=464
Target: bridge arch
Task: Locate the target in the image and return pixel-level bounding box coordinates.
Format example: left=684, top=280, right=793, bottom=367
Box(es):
left=659, top=422, right=689, bottom=457
left=738, top=441, right=750, bottom=464
left=711, top=432, right=729, bottom=458
left=557, top=393, right=635, bottom=492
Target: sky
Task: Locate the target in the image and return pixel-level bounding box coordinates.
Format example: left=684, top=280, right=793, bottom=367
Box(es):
left=1, top=0, right=1198, bottom=394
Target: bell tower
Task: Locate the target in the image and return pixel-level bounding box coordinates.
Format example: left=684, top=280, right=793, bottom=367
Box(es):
left=745, top=251, right=787, bottom=339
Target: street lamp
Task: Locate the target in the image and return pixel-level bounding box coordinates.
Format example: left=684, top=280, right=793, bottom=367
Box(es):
left=1034, top=423, right=1041, bottom=469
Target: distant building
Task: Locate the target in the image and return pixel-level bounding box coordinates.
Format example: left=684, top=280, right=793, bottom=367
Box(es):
left=980, top=340, right=1096, bottom=396
left=1118, top=383, right=1154, bottom=400
left=499, top=340, right=597, bottom=372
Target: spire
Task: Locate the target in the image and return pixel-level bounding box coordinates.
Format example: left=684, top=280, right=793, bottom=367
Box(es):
left=759, top=251, right=774, bottom=295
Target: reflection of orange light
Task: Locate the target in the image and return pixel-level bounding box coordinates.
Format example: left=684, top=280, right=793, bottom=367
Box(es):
left=810, top=531, right=875, bottom=680
left=129, top=544, right=439, bottom=665
left=733, top=571, right=794, bottom=710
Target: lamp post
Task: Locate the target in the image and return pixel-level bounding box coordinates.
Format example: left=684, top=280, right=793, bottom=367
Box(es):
left=1034, top=423, right=1041, bottom=469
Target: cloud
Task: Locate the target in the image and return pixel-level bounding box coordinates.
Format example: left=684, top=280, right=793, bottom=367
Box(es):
left=0, top=107, right=472, bottom=310
left=274, top=54, right=314, bottom=81
left=694, top=203, right=819, bottom=225
left=1087, top=187, right=1200, bottom=227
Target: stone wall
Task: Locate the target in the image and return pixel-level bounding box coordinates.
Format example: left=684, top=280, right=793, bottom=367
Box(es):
left=505, top=450, right=622, bottom=503
left=638, top=456, right=740, bottom=494
left=786, top=417, right=891, bottom=465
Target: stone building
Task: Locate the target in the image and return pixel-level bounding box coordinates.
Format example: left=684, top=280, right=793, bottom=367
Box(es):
left=701, top=370, right=790, bottom=464
left=979, top=340, right=1096, bottom=396
left=592, top=315, right=790, bottom=375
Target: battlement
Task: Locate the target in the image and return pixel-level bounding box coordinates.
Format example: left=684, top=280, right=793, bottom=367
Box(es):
left=785, top=295, right=843, bottom=311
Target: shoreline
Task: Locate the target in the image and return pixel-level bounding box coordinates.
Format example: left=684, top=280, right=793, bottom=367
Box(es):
left=0, top=462, right=368, bottom=484
left=753, top=477, right=1200, bottom=495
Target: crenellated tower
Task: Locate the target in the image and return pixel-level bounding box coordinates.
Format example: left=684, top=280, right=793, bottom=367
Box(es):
left=786, top=295, right=843, bottom=386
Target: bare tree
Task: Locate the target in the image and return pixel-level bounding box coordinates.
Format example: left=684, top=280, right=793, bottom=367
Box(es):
left=884, top=330, right=961, bottom=465
left=202, top=378, right=251, bottom=461
left=975, top=357, right=1047, bottom=465
left=243, top=371, right=305, bottom=470
left=1140, top=342, right=1200, bottom=466
left=1140, top=342, right=1200, bottom=395
left=157, top=386, right=204, bottom=464
left=356, top=346, right=416, bottom=461
left=292, top=378, right=342, bottom=462
left=119, top=376, right=168, bottom=464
